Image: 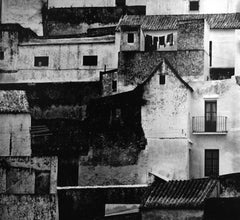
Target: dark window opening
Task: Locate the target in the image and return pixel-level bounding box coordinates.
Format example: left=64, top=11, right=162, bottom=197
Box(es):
left=128, top=33, right=134, bottom=43
left=83, top=56, right=98, bottom=66
left=34, top=56, right=49, bottom=67
left=112, top=80, right=117, bottom=92
left=116, top=0, right=126, bottom=6
left=209, top=41, right=212, bottom=67
left=159, top=75, right=166, bottom=85
left=210, top=68, right=234, bottom=80
left=205, top=149, right=219, bottom=177
left=205, top=100, right=217, bottom=132
left=189, top=1, right=199, bottom=11
left=35, top=171, right=50, bottom=194
left=0, top=51, right=4, bottom=60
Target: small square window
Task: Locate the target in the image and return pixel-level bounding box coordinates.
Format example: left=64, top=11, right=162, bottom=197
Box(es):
left=112, top=80, right=117, bottom=92
left=128, top=33, right=134, bottom=43
left=83, top=56, right=98, bottom=66
left=189, top=1, right=199, bottom=11
left=34, top=56, right=49, bottom=67
left=159, top=75, right=165, bottom=85
left=0, top=51, right=4, bottom=60
left=116, top=0, right=126, bottom=6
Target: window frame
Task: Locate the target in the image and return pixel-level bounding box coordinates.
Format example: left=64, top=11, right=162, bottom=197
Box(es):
left=205, top=149, right=219, bottom=177
left=0, top=51, right=4, bottom=60
left=83, top=55, right=98, bottom=66
left=34, top=56, right=49, bottom=67
left=159, top=74, right=166, bottom=85
left=189, top=0, right=199, bottom=11
left=127, top=33, right=134, bottom=44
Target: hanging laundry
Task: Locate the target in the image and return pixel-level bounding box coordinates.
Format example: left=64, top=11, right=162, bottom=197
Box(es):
left=145, top=35, right=152, bottom=51
left=153, top=37, right=158, bottom=51
left=159, top=36, right=165, bottom=47
left=166, top=33, right=174, bottom=46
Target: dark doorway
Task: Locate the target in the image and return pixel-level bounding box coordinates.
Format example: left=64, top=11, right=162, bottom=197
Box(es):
left=205, top=100, right=217, bottom=132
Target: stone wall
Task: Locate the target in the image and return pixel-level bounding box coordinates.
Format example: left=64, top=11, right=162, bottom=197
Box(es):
left=118, top=51, right=177, bottom=86
left=0, top=194, right=57, bottom=220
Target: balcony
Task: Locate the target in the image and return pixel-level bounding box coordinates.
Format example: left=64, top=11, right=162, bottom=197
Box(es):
left=192, top=116, right=227, bottom=134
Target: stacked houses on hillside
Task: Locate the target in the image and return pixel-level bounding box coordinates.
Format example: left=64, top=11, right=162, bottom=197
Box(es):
left=1, top=0, right=240, bottom=219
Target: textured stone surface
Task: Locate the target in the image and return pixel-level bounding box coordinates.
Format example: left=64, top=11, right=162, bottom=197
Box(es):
left=0, top=194, right=57, bottom=220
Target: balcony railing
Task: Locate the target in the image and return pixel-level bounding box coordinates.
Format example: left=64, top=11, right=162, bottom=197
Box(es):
left=192, top=116, right=227, bottom=133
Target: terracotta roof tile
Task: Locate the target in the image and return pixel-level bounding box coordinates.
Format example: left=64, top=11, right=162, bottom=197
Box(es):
left=118, top=13, right=240, bottom=30
left=141, top=178, right=218, bottom=210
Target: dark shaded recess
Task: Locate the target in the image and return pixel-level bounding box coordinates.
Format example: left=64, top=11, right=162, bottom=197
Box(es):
left=58, top=187, right=146, bottom=220
left=58, top=156, right=79, bottom=186
left=0, top=82, right=101, bottom=108
left=210, top=68, right=234, bottom=80
left=47, top=6, right=146, bottom=25
left=31, top=119, right=89, bottom=156
left=219, top=173, right=240, bottom=195
left=84, top=89, right=147, bottom=166
left=204, top=198, right=240, bottom=220
left=0, top=23, right=37, bottom=42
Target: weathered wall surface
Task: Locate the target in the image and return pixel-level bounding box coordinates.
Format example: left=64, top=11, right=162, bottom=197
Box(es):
left=0, top=157, right=57, bottom=194
left=1, top=0, right=47, bottom=36
left=190, top=78, right=240, bottom=178
left=210, top=29, right=235, bottom=68
left=0, top=194, right=57, bottom=220
left=142, top=67, right=190, bottom=138
left=0, top=114, right=31, bottom=156
left=142, top=209, right=203, bottom=220
left=101, top=70, right=118, bottom=96
left=146, top=0, right=240, bottom=15
left=0, top=36, right=117, bottom=83
left=146, top=139, right=190, bottom=180
left=141, top=63, right=191, bottom=180
left=177, top=19, right=209, bottom=79
left=0, top=31, right=19, bottom=72
left=48, top=0, right=147, bottom=8
left=46, top=6, right=146, bottom=36
left=118, top=51, right=177, bottom=86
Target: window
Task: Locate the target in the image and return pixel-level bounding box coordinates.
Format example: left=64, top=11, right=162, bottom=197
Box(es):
left=0, top=51, right=4, bottom=60
left=210, top=68, right=234, bottom=80
left=128, top=33, right=134, bottom=43
left=116, top=0, right=126, bottom=6
left=34, top=56, right=49, bottom=67
left=189, top=0, right=199, bottom=11
left=112, top=80, right=117, bottom=92
left=83, top=56, right=98, bottom=66
left=205, top=149, right=219, bottom=177
left=205, top=100, right=217, bottom=132
left=209, top=41, right=212, bottom=67
left=159, top=75, right=166, bottom=85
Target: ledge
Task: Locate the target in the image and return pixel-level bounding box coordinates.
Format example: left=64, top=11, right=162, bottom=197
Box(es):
left=192, top=132, right=227, bottom=135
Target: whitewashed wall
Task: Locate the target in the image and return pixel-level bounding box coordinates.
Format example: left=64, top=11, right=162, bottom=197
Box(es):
left=147, top=0, right=240, bottom=15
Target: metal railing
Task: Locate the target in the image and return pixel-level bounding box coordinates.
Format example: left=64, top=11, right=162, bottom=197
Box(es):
left=192, top=116, right=227, bottom=133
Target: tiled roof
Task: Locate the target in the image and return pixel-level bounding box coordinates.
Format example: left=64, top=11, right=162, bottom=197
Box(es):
left=118, top=13, right=240, bottom=30
left=141, top=178, right=218, bottom=210
left=0, top=90, right=29, bottom=113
